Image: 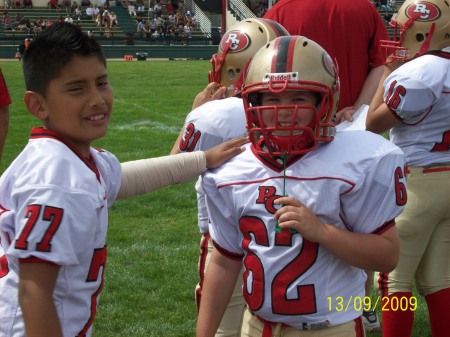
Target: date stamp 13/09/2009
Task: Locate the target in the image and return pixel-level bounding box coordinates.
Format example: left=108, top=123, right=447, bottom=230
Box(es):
left=327, top=296, right=418, bottom=312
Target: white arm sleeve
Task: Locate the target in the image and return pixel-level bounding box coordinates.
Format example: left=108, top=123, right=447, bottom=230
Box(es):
left=117, top=151, right=206, bottom=199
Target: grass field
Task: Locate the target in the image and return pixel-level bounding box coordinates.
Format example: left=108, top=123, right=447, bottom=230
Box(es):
left=0, top=60, right=431, bottom=336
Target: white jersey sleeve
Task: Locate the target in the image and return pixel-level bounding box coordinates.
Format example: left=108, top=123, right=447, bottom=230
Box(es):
left=384, top=54, right=450, bottom=166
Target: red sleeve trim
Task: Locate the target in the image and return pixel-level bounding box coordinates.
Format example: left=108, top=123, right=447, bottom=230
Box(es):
left=19, top=257, right=58, bottom=265
left=212, top=240, right=244, bottom=261
left=372, top=219, right=396, bottom=235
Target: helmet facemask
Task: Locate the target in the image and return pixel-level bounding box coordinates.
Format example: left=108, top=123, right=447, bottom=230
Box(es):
left=244, top=83, right=335, bottom=157
left=379, top=0, right=450, bottom=62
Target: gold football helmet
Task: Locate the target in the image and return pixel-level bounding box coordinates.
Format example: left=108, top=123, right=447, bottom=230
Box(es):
left=380, top=0, right=450, bottom=61
left=209, top=18, right=290, bottom=97
left=242, top=36, right=340, bottom=156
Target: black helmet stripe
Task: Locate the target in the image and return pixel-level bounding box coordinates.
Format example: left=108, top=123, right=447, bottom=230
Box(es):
left=263, top=19, right=289, bottom=37
left=273, top=36, right=295, bottom=73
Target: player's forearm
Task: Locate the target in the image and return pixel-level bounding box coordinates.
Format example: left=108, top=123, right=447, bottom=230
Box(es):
left=196, top=251, right=242, bottom=337
left=353, top=65, right=384, bottom=109
left=118, top=151, right=206, bottom=199
left=320, top=225, right=399, bottom=272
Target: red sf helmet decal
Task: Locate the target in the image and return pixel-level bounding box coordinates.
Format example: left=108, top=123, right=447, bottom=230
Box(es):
left=405, top=1, right=441, bottom=21
left=220, top=31, right=251, bottom=53
left=322, top=52, right=336, bottom=78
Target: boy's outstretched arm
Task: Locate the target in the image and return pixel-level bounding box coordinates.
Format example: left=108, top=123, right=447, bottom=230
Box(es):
left=274, top=197, right=399, bottom=272
left=19, top=263, right=63, bottom=337
left=118, top=137, right=247, bottom=199
left=196, top=248, right=242, bottom=337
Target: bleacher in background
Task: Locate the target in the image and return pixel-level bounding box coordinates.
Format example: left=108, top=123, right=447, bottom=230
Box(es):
left=0, top=0, right=403, bottom=59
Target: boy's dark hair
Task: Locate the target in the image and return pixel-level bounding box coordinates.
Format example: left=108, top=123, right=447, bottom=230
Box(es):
left=23, top=23, right=106, bottom=96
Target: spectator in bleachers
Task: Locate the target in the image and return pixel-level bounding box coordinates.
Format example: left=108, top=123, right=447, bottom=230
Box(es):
left=183, top=21, right=191, bottom=38
left=13, top=0, right=22, bottom=9
left=98, top=0, right=106, bottom=10
left=14, top=12, right=24, bottom=28
left=136, top=0, right=145, bottom=16
left=153, top=0, right=162, bottom=15
left=23, top=0, right=33, bottom=8
left=128, top=2, right=137, bottom=17
left=85, top=5, right=94, bottom=19
left=64, top=14, right=73, bottom=24
left=74, top=5, right=82, bottom=20
left=109, top=11, right=118, bottom=27
left=45, top=17, right=53, bottom=27
left=174, top=9, right=185, bottom=26
left=164, top=2, right=174, bottom=14
left=34, top=16, right=45, bottom=31
left=48, top=0, right=58, bottom=10
left=92, top=5, right=100, bottom=20
left=95, top=12, right=102, bottom=25
left=2, top=12, right=14, bottom=30
left=81, top=0, right=91, bottom=7
left=62, top=0, right=71, bottom=12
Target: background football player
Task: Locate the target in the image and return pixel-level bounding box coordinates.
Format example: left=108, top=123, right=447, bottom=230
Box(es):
left=367, top=0, right=450, bottom=336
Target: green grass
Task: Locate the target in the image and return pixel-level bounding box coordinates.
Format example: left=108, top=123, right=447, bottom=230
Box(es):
left=0, top=60, right=431, bottom=336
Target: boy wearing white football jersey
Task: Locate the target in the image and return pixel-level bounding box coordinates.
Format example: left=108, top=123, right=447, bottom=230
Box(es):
left=0, top=23, right=246, bottom=337
left=366, top=1, right=450, bottom=336
left=197, top=36, right=406, bottom=337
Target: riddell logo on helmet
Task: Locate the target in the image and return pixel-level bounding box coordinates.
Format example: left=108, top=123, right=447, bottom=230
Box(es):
left=263, top=72, right=298, bottom=82
left=406, top=2, right=441, bottom=21
left=221, top=31, right=250, bottom=53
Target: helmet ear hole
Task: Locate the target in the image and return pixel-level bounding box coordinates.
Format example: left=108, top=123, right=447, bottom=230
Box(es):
left=227, top=69, right=236, bottom=80
left=416, top=33, right=425, bottom=43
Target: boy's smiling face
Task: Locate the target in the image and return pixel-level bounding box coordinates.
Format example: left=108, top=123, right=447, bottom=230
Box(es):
left=260, top=90, right=317, bottom=132
left=30, top=55, right=113, bottom=157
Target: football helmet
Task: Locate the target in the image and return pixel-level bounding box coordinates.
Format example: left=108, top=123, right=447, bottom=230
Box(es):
left=209, top=18, right=290, bottom=97
left=380, top=0, right=450, bottom=61
left=242, top=36, right=340, bottom=157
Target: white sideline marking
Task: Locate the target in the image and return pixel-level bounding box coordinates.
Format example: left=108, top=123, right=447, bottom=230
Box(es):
left=112, top=120, right=180, bottom=134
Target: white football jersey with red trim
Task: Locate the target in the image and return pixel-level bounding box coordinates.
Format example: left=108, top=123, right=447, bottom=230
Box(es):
left=0, top=127, right=122, bottom=337
left=203, top=130, right=406, bottom=328
left=178, top=97, right=246, bottom=234
left=384, top=53, right=450, bottom=166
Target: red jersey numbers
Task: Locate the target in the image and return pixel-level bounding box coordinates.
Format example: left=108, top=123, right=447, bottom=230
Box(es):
left=239, top=216, right=318, bottom=315
left=77, top=246, right=107, bottom=337
left=0, top=254, right=8, bottom=278
left=15, top=204, right=64, bottom=252
left=394, top=166, right=407, bottom=206
left=179, top=123, right=201, bottom=152
left=385, top=80, right=406, bottom=110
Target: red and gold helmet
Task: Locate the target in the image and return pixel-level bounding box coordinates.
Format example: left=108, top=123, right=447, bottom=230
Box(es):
left=380, top=0, right=450, bottom=61
left=242, top=36, right=340, bottom=157
left=209, top=18, right=289, bottom=97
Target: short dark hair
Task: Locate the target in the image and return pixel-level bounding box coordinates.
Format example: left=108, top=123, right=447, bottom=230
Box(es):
left=23, top=23, right=106, bottom=96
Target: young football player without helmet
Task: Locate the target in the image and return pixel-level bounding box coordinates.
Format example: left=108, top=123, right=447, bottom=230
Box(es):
left=0, top=22, right=246, bottom=337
